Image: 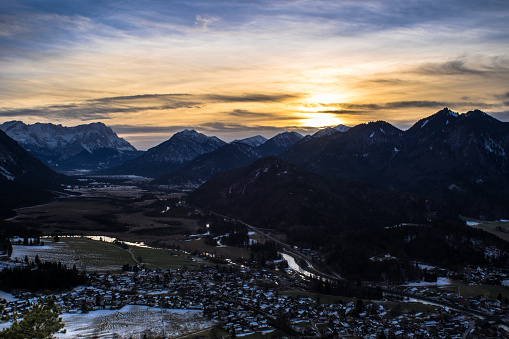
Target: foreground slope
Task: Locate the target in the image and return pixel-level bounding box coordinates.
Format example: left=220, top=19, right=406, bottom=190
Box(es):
left=188, top=157, right=452, bottom=230
left=0, top=130, right=70, bottom=216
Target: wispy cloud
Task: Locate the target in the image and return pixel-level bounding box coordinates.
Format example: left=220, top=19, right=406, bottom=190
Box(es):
left=315, top=100, right=500, bottom=113
left=205, top=94, right=299, bottom=103
left=195, top=15, right=219, bottom=31
left=415, top=58, right=509, bottom=77
left=0, top=94, right=200, bottom=120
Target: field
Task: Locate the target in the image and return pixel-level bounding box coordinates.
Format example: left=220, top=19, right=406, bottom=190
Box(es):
left=461, top=217, right=509, bottom=242
left=57, top=305, right=215, bottom=338
left=437, top=282, right=509, bottom=301
left=10, top=236, right=202, bottom=272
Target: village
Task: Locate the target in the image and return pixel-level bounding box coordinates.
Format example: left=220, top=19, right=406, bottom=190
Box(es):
left=1, top=257, right=509, bottom=338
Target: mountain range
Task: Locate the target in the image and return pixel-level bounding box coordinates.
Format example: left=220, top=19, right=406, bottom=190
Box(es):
left=2, top=108, right=508, bottom=220
left=153, top=131, right=304, bottom=187
left=0, top=121, right=141, bottom=172
left=281, top=108, right=509, bottom=219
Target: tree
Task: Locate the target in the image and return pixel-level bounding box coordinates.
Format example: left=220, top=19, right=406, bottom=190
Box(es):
left=0, top=296, right=65, bottom=338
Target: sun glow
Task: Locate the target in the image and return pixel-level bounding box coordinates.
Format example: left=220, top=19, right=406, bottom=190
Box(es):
left=300, top=113, right=342, bottom=128
left=307, top=93, right=347, bottom=104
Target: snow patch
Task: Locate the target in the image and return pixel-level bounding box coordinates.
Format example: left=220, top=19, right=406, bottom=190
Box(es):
left=421, top=119, right=429, bottom=128
left=402, top=277, right=453, bottom=287
left=448, top=110, right=459, bottom=117
left=0, top=291, right=18, bottom=302
left=0, top=165, right=15, bottom=181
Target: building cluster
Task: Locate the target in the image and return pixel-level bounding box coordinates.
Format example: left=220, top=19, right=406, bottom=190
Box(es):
left=2, top=263, right=508, bottom=338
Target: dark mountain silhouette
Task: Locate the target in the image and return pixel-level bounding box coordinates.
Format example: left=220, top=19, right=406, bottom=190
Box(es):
left=102, top=129, right=226, bottom=178
left=257, top=131, right=304, bottom=156
left=281, top=108, right=509, bottom=219
left=154, top=142, right=262, bottom=188
left=188, top=157, right=452, bottom=231
left=0, top=130, right=70, bottom=216
left=154, top=131, right=305, bottom=187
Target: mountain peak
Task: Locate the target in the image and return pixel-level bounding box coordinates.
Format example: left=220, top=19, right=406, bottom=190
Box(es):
left=257, top=131, right=303, bottom=157
left=232, top=135, right=268, bottom=147
left=177, top=129, right=198, bottom=135
left=464, top=109, right=498, bottom=122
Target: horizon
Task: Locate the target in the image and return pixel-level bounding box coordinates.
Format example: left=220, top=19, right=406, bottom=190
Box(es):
left=1, top=1, right=508, bottom=150
left=0, top=106, right=496, bottom=151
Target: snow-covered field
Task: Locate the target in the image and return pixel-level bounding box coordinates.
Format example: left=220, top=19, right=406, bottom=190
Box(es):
left=402, top=277, right=453, bottom=287
left=8, top=238, right=126, bottom=272
left=57, top=305, right=215, bottom=338
left=10, top=241, right=73, bottom=265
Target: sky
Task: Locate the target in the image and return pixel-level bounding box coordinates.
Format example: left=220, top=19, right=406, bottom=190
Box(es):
left=0, top=0, right=508, bottom=150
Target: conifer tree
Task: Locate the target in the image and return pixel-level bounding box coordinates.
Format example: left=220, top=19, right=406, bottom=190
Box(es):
left=0, top=296, right=65, bottom=338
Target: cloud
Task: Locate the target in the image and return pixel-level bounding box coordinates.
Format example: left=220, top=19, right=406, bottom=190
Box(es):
left=195, top=15, right=219, bottom=31
left=313, top=101, right=500, bottom=114
left=318, top=110, right=371, bottom=115
left=0, top=94, right=199, bottom=120
left=199, top=121, right=315, bottom=134
left=0, top=92, right=299, bottom=122
left=205, top=93, right=299, bottom=103
left=415, top=59, right=509, bottom=77
left=90, top=93, right=191, bottom=103
left=227, top=109, right=297, bottom=121
left=110, top=124, right=192, bottom=135
left=494, top=92, right=509, bottom=100
left=200, top=122, right=282, bottom=132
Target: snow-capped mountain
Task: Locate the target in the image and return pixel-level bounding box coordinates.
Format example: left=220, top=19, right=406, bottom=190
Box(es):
left=0, top=129, right=69, bottom=216
left=231, top=135, right=267, bottom=147
left=0, top=121, right=140, bottom=171
left=104, top=129, right=226, bottom=178
left=257, top=131, right=304, bottom=156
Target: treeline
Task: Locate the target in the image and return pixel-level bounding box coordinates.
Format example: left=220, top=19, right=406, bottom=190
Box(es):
left=325, top=221, right=509, bottom=281
left=310, top=277, right=383, bottom=300
left=202, top=215, right=281, bottom=266
left=0, top=234, right=12, bottom=257
left=0, top=261, right=88, bottom=292
left=144, top=198, right=200, bottom=218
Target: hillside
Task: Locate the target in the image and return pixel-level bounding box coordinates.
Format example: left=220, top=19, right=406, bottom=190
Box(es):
left=0, top=129, right=71, bottom=216
left=188, top=157, right=453, bottom=230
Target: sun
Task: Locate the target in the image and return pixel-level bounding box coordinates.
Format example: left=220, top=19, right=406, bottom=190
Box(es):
left=297, top=93, right=346, bottom=127
left=300, top=113, right=342, bottom=128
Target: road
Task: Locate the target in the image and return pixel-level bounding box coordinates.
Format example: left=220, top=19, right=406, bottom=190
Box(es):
left=210, top=211, right=343, bottom=282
